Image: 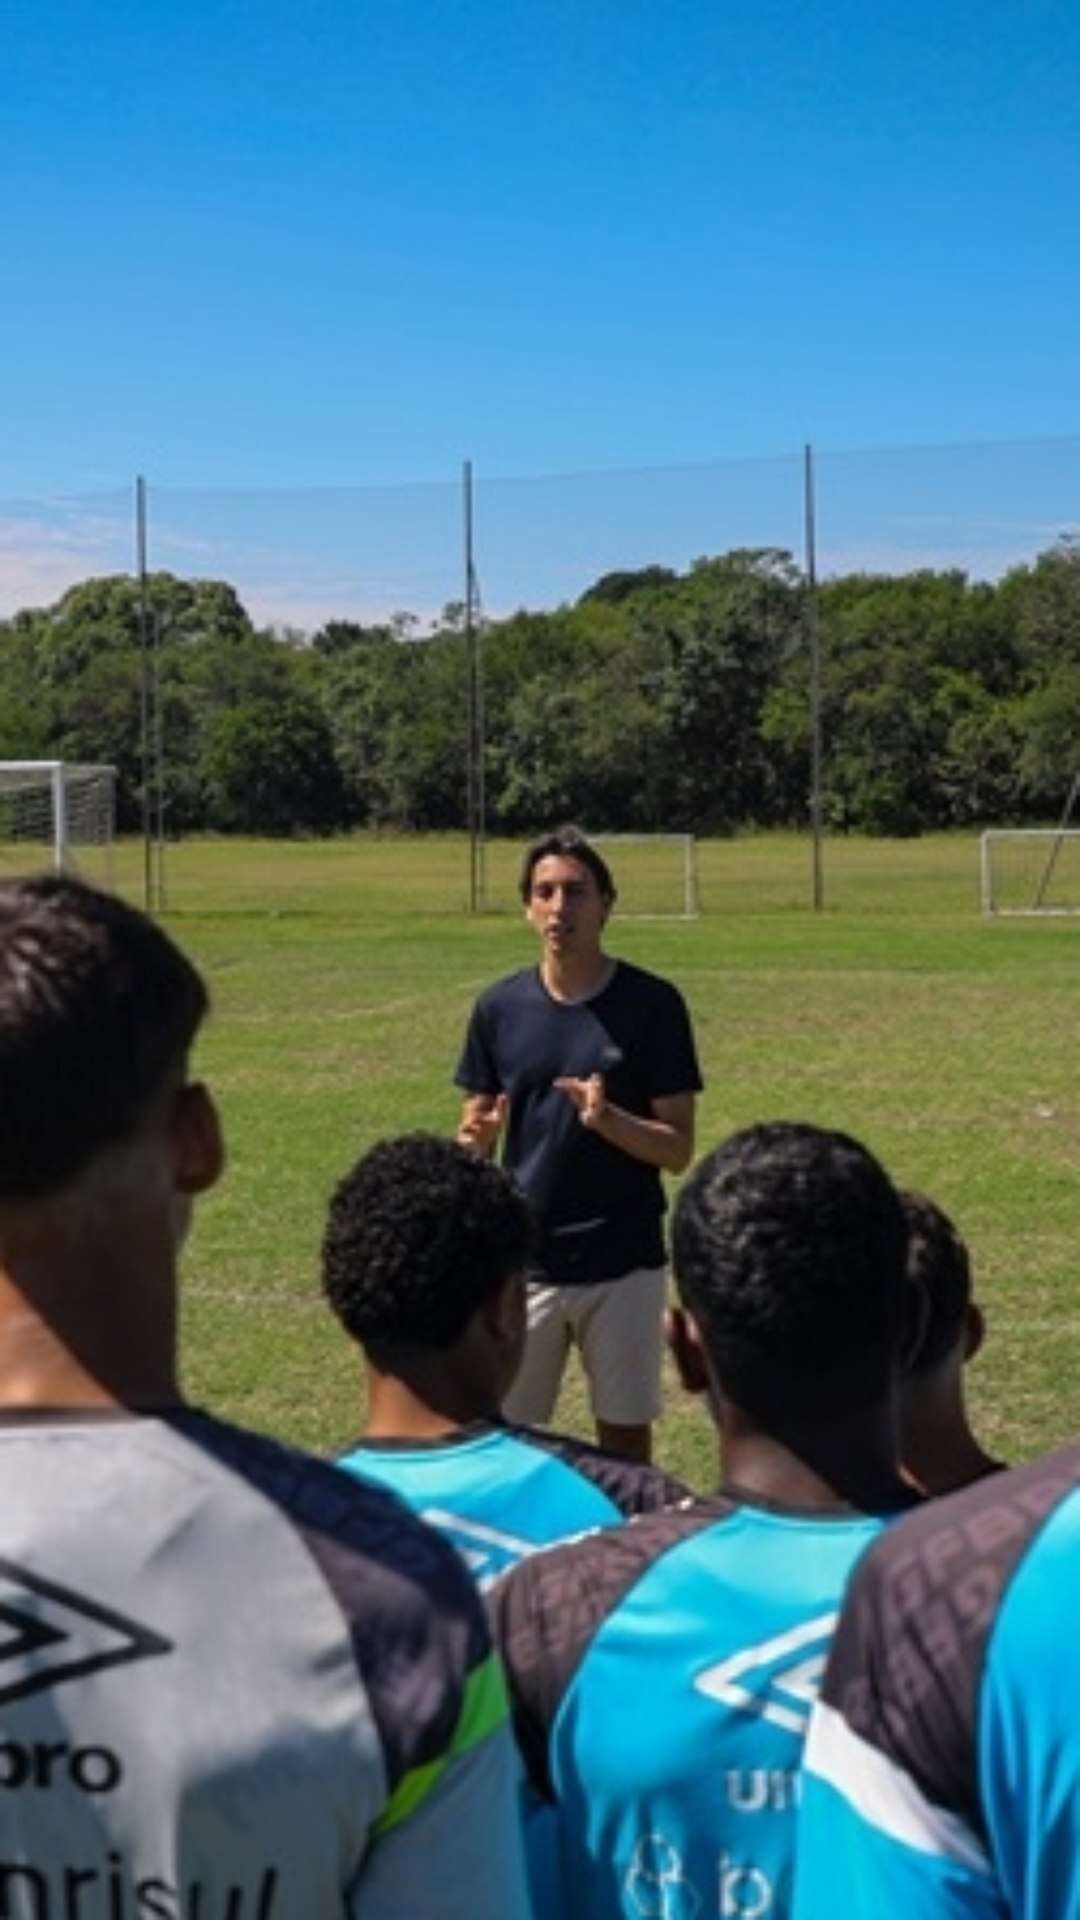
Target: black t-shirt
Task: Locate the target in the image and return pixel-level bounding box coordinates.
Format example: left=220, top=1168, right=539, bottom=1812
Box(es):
left=454, top=961, right=703, bottom=1283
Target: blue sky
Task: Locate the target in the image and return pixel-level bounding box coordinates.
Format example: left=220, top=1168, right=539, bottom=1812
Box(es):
left=3, top=0, right=1079, bottom=619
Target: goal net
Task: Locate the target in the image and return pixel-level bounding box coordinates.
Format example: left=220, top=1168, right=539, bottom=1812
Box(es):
left=979, top=829, right=1080, bottom=915
left=0, top=762, right=117, bottom=888
left=481, top=833, right=699, bottom=919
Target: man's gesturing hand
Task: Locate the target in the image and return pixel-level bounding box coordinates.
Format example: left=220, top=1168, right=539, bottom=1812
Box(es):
left=456, top=1092, right=509, bottom=1156
left=553, top=1072, right=607, bottom=1129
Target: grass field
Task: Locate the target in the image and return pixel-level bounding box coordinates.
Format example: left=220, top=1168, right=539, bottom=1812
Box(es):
left=83, top=831, right=1080, bottom=1488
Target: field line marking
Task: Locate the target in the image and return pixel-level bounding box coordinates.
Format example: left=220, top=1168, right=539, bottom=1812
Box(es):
left=186, top=1284, right=324, bottom=1309
left=223, top=977, right=490, bottom=1025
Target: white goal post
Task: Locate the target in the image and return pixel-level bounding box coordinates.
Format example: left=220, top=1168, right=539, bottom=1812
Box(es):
left=979, top=828, right=1080, bottom=915
left=0, top=761, right=117, bottom=885
left=587, top=833, right=700, bottom=920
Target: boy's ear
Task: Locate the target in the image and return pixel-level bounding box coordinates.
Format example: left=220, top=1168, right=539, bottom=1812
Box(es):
left=170, top=1082, right=226, bottom=1196
left=665, top=1304, right=712, bottom=1396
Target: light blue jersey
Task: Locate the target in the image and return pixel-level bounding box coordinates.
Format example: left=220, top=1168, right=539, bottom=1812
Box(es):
left=794, top=1445, right=1080, bottom=1920
left=336, top=1420, right=688, bottom=1589
left=492, top=1493, right=900, bottom=1918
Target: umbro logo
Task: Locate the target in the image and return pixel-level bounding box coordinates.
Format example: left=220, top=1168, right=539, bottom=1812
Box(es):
left=693, top=1611, right=838, bottom=1734
left=0, top=1558, right=173, bottom=1705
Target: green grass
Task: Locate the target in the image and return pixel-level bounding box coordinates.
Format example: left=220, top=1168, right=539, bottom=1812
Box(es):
left=95, top=831, right=1080, bottom=1485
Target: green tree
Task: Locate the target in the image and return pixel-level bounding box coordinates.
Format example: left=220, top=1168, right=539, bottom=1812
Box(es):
left=579, top=565, right=678, bottom=606
left=200, top=693, right=347, bottom=834
left=494, top=681, right=590, bottom=827
left=639, top=550, right=804, bottom=829
left=999, top=538, right=1080, bottom=683
left=1014, top=664, right=1080, bottom=811
left=802, top=570, right=1015, bottom=833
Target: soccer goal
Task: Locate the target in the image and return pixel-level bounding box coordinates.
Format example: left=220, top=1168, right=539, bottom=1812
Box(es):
left=588, top=834, right=699, bottom=919
left=0, top=762, right=117, bottom=888
left=483, top=833, right=700, bottom=919
left=979, top=829, right=1080, bottom=915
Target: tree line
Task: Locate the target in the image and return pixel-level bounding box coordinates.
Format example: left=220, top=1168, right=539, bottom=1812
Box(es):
left=1, top=539, right=1078, bottom=838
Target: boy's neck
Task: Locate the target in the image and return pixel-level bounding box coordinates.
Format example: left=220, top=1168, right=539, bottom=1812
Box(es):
left=0, top=1243, right=180, bottom=1412
left=719, top=1409, right=913, bottom=1515
left=364, top=1367, right=498, bottom=1442
left=900, top=1388, right=1003, bottom=1496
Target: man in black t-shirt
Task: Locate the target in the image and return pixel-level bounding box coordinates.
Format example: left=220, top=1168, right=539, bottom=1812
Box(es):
left=455, top=826, right=703, bottom=1462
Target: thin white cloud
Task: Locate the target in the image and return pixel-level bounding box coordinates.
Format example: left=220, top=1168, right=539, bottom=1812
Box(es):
left=0, top=507, right=445, bottom=634
left=0, top=506, right=131, bottom=614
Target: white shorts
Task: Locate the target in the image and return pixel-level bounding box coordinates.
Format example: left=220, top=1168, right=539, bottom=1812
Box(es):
left=501, top=1267, right=667, bottom=1428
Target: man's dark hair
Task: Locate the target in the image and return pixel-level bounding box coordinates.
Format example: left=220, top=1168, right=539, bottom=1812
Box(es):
left=0, top=874, right=208, bottom=1200
left=519, top=826, right=617, bottom=906
left=901, top=1190, right=972, bottom=1376
left=322, top=1133, right=535, bottom=1358
left=672, top=1122, right=908, bottom=1421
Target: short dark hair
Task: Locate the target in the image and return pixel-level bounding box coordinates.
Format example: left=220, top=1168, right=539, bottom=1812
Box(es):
left=672, top=1122, right=908, bottom=1420
left=0, top=874, right=209, bottom=1200
left=322, top=1133, right=535, bottom=1357
left=901, top=1190, right=972, bottom=1375
left=519, top=826, right=617, bottom=905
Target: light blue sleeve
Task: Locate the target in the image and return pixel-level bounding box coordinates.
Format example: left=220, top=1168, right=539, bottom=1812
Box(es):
left=792, top=1718, right=1007, bottom=1920
left=793, top=1773, right=1008, bottom=1919
left=975, top=1492, right=1080, bottom=1920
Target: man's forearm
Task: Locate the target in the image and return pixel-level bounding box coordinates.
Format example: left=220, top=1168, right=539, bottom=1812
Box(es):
left=588, top=1101, right=693, bottom=1174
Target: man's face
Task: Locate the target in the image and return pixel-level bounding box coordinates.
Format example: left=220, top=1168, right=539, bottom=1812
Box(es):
left=525, top=854, right=609, bottom=958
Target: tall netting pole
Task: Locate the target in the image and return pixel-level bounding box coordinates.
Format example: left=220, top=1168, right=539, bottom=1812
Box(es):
left=471, top=472, right=486, bottom=908
left=805, top=443, right=825, bottom=912
left=464, top=459, right=483, bottom=912
left=153, top=608, right=167, bottom=911
left=136, top=475, right=153, bottom=911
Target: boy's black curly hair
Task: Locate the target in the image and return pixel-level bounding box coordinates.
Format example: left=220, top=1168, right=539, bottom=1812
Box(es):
left=322, top=1132, right=535, bottom=1357
left=672, top=1121, right=908, bottom=1421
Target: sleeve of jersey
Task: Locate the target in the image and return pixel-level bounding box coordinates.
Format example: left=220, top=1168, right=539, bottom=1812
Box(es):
left=490, top=1526, right=642, bottom=1802
left=514, top=1424, right=692, bottom=1517
left=170, top=1413, right=531, bottom=1918
left=454, top=994, right=500, bottom=1094
left=792, top=1544, right=1004, bottom=1920
left=272, top=1457, right=530, bottom=1919
left=794, top=1733, right=1006, bottom=1920
left=488, top=1528, right=643, bottom=1917
left=355, top=1653, right=532, bottom=1920
left=489, top=1507, right=716, bottom=1800
left=573, top=1453, right=692, bottom=1518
